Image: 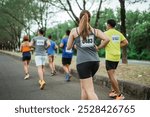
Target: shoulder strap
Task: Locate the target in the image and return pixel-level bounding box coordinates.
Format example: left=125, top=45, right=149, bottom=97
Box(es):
left=93, top=28, right=97, bottom=36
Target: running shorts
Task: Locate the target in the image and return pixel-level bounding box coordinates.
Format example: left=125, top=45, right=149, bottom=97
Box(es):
left=62, top=57, right=72, bottom=65
left=35, top=56, right=47, bottom=66
left=77, top=61, right=99, bottom=79
left=106, top=60, right=119, bottom=70
left=22, top=52, right=31, bottom=61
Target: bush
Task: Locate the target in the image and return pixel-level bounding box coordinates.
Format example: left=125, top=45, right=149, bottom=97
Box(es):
left=128, top=50, right=139, bottom=59
left=139, top=49, right=150, bottom=60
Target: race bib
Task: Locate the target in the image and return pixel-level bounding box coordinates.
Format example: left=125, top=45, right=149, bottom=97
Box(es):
left=65, top=47, right=72, bottom=53
left=80, top=35, right=94, bottom=47
left=112, top=35, right=120, bottom=43
left=36, top=40, right=44, bottom=46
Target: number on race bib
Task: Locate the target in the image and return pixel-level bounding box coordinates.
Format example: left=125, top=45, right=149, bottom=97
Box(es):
left=80, top=35, right=94, bottom=47
left=112, top=35, right=120, bottom=43
left=36, top=40, right=45, bottom=46
left=65, top=47, right=72, bottom=53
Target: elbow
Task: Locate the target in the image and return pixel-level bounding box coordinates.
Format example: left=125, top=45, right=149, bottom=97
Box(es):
left=126, top=40, right=129, bottom=46
left=66, top=46, right=71, bottom=50
left=106, top=38, right=110, bottom=44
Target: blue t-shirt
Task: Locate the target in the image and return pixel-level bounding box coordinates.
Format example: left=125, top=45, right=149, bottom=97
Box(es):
left=47, top=40, right=56, bottom=55
left=61, top=37, right=73, bottom=58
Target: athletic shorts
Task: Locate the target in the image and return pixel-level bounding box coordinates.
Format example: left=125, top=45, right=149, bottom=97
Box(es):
left=62, top=57, right=72, bottom=65
left=22, top=52, right=31, bottom=61
left=35, top=56, right=47, bottom=66
left=77, top=61, right=99, bottom=79
left=106, top=60, right=119, bottom=71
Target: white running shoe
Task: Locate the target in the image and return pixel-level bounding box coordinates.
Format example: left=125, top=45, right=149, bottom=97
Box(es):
left=24, top=74, right=29, bottom=80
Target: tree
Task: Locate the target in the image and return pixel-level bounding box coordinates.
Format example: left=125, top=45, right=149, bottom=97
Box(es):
left=118, top=0, right=128, bottom=63
left=48, top=0, right=107, bottom=27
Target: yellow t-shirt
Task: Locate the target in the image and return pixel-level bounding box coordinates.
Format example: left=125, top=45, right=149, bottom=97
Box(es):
left=105, top=29, right=125, bottom=61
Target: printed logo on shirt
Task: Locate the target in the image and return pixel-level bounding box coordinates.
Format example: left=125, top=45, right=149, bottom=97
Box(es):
left=80, top=35, right=94, bottom=47
left=36, top=40, right=45, bottom=46
left=112, top=35, right=120, bottom=43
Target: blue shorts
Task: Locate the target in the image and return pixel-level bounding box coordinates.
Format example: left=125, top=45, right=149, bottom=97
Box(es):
left=22, top=52, right=31, bottom=61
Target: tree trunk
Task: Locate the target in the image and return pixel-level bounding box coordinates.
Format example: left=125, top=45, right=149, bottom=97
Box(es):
left=94, top=0, right=103, bottom=28
left=119, top=0, right=128, bottom=64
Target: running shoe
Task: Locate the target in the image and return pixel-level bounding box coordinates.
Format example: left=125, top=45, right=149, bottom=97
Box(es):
left=40, top=80, right=46, bottom=90
left=51, top=72, right=55, bottom=76
left=54, top=70, right=56, bottom=74
left=24, top=74, right=29, bottom=80
left=65, top=73, right=71, bottom=82
left=51, top=71, right=56, bottom=76
left=39, top=80, right=42, bottom=85
left=115, top=94, right=125, bottom=100
left=109, top=91, right=117, bottom=98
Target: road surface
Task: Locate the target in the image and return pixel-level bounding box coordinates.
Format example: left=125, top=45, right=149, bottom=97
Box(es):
left=0, top=53, right=136, bottom=100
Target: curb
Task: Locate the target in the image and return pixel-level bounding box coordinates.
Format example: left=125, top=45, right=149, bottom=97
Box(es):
left=1, top=50, right=150, bottom=100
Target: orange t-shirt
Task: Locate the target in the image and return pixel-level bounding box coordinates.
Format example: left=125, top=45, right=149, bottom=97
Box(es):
left=21, top=42, right=30, bottom=52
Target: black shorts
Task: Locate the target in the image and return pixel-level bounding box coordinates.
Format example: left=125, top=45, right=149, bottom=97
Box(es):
left=62, top=57, right=72, bottom=65
left=77, top=61, right=99, bottom=79
left=106, top=60, right=119, bottom=71
left=22, top=52, right=31, bottom=61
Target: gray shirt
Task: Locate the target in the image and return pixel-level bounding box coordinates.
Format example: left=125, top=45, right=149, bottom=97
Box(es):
left=31, top=36, right=48, bottom=56
left=75, top=32, right=100, bottom=65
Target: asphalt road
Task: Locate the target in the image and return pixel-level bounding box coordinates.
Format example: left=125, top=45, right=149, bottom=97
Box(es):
left=0, top=53, right=136, bottom=100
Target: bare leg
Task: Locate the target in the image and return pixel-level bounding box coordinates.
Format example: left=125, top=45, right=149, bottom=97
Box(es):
left=38, top=66, right=44, bottom=81
left=23, top=61, right=28, bottom=74
left=107, top=69, right=120, bottom=95
left=80, top=78, right=98, bottom=100
left=63, top=65, right=70, bottom=74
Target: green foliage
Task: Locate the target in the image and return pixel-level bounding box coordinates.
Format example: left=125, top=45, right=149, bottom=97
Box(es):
left=0, top=0, right=149, bottom=60
left=98, top=48, right=105, bottom=57
left=127, top=44, right=138, bottom=59
left=139, top=49, right=150, bottom=60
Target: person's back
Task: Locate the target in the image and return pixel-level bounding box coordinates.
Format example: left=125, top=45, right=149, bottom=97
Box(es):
left=67, top=10, right=110, bottom=100
left=104, top=19, right=128, bottom=100
left=105, top=28, right=125, bottom=61
left=47, top=40, right=56, bottom=55
left=75, top=30, right=99, bottom=65
left=21, top=41, right=30, bottom=53
left=61, top=37, right=73, bottom=58
left=20, top=35, right=31, bottom=80
left=60, top=29, right=73, bottom=81
left=32, top=36, right=48, bottom=56
left=30, top=28, right=50, bottom=90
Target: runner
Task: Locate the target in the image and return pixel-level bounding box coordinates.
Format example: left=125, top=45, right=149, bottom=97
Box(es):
left=67, top=10, right=109, bottom=100
left=60, top=30, right=73, bottom=82
left=47, top=34, right=58, bottom=76
left=104, top=19, right=128, bottom=100
left=20, top=35, right=31, bottom=80
left=30, top=28, right=50, bottom=90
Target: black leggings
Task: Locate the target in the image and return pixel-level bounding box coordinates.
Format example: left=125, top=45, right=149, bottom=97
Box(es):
left=77, top=61, right=99, bottom=79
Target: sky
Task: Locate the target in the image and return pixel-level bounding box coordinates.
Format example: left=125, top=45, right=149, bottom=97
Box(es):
left=28, top=0, right=150, bottom=35
left=48, top=0, right=150, bottom=27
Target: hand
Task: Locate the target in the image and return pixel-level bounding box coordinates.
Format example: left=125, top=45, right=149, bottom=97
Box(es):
left=94, top=45, right=99, bottom=51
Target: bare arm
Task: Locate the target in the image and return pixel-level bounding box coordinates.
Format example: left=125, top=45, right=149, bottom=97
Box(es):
left=59, top=43, right=64, bottom=48
left=20, top=43, right=23, bottom=52
left=55, top=44, right=58, bottom=49
left=29, top=41, right=34, bottom=47
left=67, top=28, right=75, bottom=50
left=96, top=29, right=110, bottom=49
left=46, top=40, right=50, bottom=49
left=121, top=39, right=128, bottom=48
